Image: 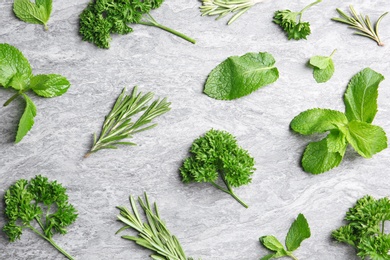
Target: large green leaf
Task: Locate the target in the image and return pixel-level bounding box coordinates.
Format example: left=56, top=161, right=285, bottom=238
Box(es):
left=204, top=52, right=279, bottom=100
left=290, top=108, right=348, bottom=135
left=344, top=68, right=384, bottom=123
left=0, top=43, right=32, bottom=90
left=345, top=121, right=387, bottom=158
left=32, top=74, right=70, bottom=97
left=13, top=0, right=52, bottom=29
left=15, top=94, right=37, bottom=143
left=285, top=213, right=311, bottom=252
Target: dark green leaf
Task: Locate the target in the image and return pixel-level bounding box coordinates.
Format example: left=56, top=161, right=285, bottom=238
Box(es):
left=285, top=213, right=311, bottom=252
left=15, top=94, right=36, bottom=143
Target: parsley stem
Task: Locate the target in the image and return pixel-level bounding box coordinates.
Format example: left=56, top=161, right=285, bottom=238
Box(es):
left=298, top=0, right=321, bottom=22
left=139, top=14, right=196, bottom=44
left=210, top=182, right=248, bottom=208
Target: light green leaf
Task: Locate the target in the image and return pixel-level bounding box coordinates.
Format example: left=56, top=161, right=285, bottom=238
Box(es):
left=344, top=68, right=384, bottom=123
left=260, top=236, right=285, bottom=252
left=32, top=74, right=70, bottom=97
left=204, top=52, right=279, bottom=100
left=302, top=136, right=346, bottom=174
left=0, top=43, right=32, bottom=90
left=13, top=0, right=52, bottom=30
left=285, top=213, right=311, bottom=252
left=15, top=94, right=37, bottom=143
left=290, top=108, right=348, bottom=135
left=310, top=56, right=331, bottom=70
left=326, top=130, right=347, bottom=155
left=313, top=60, right=334, bottom=83
left=345, top=121, right=387, bottom=158
left=260, top=254, right=276, bottom=260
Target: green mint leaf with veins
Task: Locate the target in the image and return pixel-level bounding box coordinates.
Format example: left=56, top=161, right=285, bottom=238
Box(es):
left=310, top=49, right=336, bottom=83
left=0, top=43, right=71, bottom=143
left=3, top=175, right=77, bottom=260
left=79, top=0, right=195, bottom=49
left=200, top=0, right=267, bottom=25
left=180, top=129, right=255, bottom=208
left=85, top=86, right=171, bottom=157
left=13, top=0, right=52, bottom=30
left=333, top=196, right=390, bottom=259
left=116, top=193, right=199, bottom=260
left=344, top=67, right=384, bottom=124
left=273, top=0, right=321, bottom=40
left=204, top=52, right=279, bottom=100
left=260, top=214, right=311, bottom=259
left=290, top=68, right=387, bottom=174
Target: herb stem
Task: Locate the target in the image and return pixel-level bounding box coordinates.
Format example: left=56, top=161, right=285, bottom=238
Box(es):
left=330, top=49, right=337, bottom=58
left=3, top=92, right=21, bottom=106
left=139, top=14, right=196, bottom=44
left=300, top=0, right=322, bottom=15
left=210, top=182, right=248, bottom=208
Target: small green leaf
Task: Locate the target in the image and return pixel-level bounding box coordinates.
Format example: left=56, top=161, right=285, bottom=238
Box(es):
left=302, top=136, right=346, bottom=174
left=260, top=254, right=276, bottom=260
left=313, top=60, right=334, bottom=83
left=204, top=52, right=279, bottom=100
left=0, top=43, right=32, bottom=90
left=290, top=108, right=348, bottom=135
left=344, top=121, right=387, bottom=158
left=285, top=213, right=311, bottom=252
left=260, top=236, right=285, bottom=252
left=310, top=56, right=331, bottom=69
left=15, top=94, right=37, bottom=143
left=13, top=0, right=52, bottom=30
left=32, top=74, right=70, bottom=97
left=344, top=68, right=384, bottom=123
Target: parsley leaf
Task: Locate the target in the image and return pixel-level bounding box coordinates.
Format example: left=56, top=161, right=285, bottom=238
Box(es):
left=290, top=68, right=387, bottom=174
left=3, top=175, right=77, bottom=259
left=260, top=213, right=311, bottom=259
left=180, top=129, right=255, bottom=208
left=332, top=195, right=390, bottom=259
left=309, top=49, right=336, bottom=83
left=13, top=0, right=52, bottom=30
left=204, top=52, right=279, bottom=100
left=273, top=0, right=322, bottom=40
left=0, top=43, right=71, bottom=143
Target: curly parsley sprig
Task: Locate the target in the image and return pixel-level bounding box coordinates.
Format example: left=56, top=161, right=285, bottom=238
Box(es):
left=332, top=5, right=388, bottom=46
left=85, top=86, right=171, bottom=157
left=3, top=175, right=77, bottom=260
left=273, top=0, right=322, bottom=40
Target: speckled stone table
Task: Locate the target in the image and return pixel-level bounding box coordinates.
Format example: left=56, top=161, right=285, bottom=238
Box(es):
left=1, top=0, right=390, bottom=259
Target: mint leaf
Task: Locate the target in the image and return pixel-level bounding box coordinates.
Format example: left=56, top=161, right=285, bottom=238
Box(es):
left=0, top=43, right=32, bottom=90
left=285, top=213, right=311, bottom=252
left=326, top=130, right=347, bottom=155
left=290, top=108, right=348, bottom=135
left=13, top=0, right=52, bottom=30
left=15, top=94, right=37, bottom=143
left=31, top=74, right=70, bottom=97
left=310, top=49, right=336, bottom=83
left=344, top=68, right=384, bottom=123
left=344, top=121, right=387, bottom=158
left=302, top=137, right=345, bottom=174
left=310, top=56, right=331, bottom=69
left=204, top=52, right=279, bottom=100
left=260, top=254, right=276, bottom=260
left=260, top=236, right=285, bottom=252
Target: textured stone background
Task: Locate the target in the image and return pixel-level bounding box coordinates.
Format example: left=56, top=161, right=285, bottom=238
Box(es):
left=1, top=0, right=390, bottom=259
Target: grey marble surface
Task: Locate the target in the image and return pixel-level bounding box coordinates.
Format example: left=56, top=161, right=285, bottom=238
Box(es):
left=1, top=0, right=390, bottom=259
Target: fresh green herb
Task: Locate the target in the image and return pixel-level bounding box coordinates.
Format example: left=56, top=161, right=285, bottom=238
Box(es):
left=13, top=0, right=52, bottom=30
left=200, top=0, right=267, bottom=25
left=180, top=129, right=255, bottom=208
left=0, top=43, right=70, bottom=143
left=85, top=86, right=171, bottom=157
left=260, top=213, right=311, bottom=260
left=3, top=175, right=77, bottom=260
left=79, top=0, right=195, bottom=49
left=290, top=68, right=387, bottom=174
left=309, top=49, right=337, bottom=83
left=116, top=192, right=199, bottom=260
left=204, top=52, right=279, bottom=100
left=332, top=195, right=390, bottom=259
left=332, top=5, right=388, bottom=46
left=273, top=0, right=322, bottom=40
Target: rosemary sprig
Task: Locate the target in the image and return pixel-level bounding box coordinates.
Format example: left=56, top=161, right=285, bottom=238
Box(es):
left=332, top=5, right=388, bottom=46
left=116, top=193, right=198, bottom=260
left=85, top=87, right=171, bottom=157
left=200, top=0, right=267, bottom=25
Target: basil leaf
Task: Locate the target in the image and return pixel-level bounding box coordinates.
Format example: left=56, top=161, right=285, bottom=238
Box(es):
left=15, top=94, right=37, bottom=143
left=344, top=68, right=384, bottom=123
left=204, top=52, right=279, bottom=100
left=285, top=213, right=311, bottom=252
left=13, top=0, right=52, bottom=30
left=32, top=74, right=70, bottom=97
left=0, top=43, right=32, bottom=90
